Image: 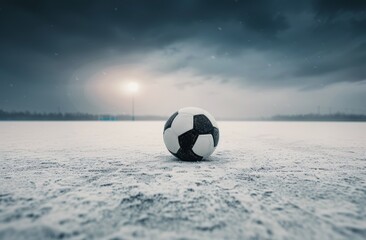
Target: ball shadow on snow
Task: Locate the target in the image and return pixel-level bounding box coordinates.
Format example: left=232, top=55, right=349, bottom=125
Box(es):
left=165, top=154, right=216, bottom=163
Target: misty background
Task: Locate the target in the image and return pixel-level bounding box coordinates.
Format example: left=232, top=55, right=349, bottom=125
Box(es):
left=0, top=0, right=365, bottom=119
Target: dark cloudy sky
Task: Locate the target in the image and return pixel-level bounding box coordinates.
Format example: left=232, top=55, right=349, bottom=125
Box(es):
left=0, top=0, right=365, bottom=118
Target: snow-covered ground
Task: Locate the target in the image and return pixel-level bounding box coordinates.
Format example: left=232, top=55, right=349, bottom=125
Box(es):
left=0, top=122, right=365, bottom=240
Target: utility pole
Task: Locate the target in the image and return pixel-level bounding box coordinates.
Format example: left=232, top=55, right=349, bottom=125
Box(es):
left=126, top=81, right=139, bottom=121
left=132, top=94, right=135, bottom=121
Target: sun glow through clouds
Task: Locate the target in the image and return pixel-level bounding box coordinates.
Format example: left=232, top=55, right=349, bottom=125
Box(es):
left=126, top=81, right=139, bottom=94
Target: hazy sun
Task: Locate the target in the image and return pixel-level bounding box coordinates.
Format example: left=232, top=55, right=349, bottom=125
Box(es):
left=126, top=81, right=139, bottom=93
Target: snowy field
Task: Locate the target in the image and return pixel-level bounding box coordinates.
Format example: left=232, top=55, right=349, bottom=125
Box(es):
left=0, top=121, right=365, bottom=240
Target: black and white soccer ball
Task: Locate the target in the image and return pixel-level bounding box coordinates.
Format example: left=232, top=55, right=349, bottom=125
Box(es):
left=163, top=107, right=219, bottom=161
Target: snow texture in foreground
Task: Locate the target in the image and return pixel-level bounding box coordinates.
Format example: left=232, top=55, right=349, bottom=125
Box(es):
left=0, top=122, right=365, bottom=240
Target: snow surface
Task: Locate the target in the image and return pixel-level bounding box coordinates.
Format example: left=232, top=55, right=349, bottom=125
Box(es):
left=0, top=121, right=365, bottom=240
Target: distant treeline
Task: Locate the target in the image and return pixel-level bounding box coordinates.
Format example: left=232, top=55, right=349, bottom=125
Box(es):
left=0, top=109, right=166, bottom=121
left=269, top=113, right=366, bottom=122
left=1, top=109, right=366, bottom=121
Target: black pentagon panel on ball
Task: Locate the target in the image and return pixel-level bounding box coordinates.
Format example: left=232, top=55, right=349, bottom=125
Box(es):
left=211, top=127, right=219, bottom=147
left=193, top=114, right=213, bottom=134
left=178, top=129, right=199, bottom=150
left=175, top=148, right=203, bottom=161
left=164, top=112, right=178, bottom=131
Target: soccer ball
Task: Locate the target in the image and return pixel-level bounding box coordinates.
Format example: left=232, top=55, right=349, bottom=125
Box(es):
left=163, top=107, right=219, bottom=161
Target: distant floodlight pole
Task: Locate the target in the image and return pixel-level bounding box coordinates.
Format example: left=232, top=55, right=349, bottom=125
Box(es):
left=132, top=93, right=135, bottom=121
left=126, top=82, right=139, bottom=121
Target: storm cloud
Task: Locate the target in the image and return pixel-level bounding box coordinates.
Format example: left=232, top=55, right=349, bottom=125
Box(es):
left=0, top=0, right=365, bottom=116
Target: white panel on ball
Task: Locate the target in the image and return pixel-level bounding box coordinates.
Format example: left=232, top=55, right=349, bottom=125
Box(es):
left=163, top=128, right=180, bottom=154
left=178, top=107, right=205, bottom=115
left=171, top=113, right=194, bottom=135
left=192, top=134, right=215, bottom=158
